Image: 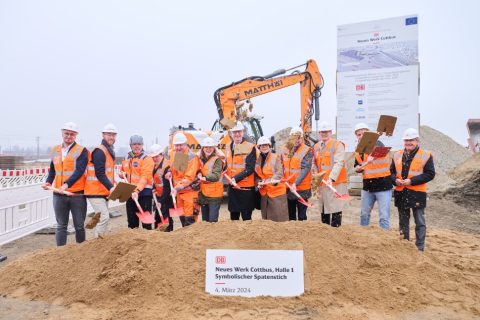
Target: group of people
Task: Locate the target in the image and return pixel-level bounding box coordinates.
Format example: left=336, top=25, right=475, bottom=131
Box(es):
left=42, top=119, right=435, bottom=251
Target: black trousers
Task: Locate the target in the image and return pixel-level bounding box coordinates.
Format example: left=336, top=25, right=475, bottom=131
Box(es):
left=398, top=207, right=426, bottom=251
left=288, top=199, right=308, bottom=221
left=321, top=210, right=342, bottom=227
left=126, top=196, right=153, bottom=230
left=230, top=211, right=252, bottom=221
left=154, top=195, right=174, bottom=231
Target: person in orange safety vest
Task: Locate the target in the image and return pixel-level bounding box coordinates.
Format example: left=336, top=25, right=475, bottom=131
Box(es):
left=313, top=121, right=347, bottom=227
left=390, top=128, right=435, bottom=251
left=84, top=123, right=118, bottom=238
left=353, top=122, right=392, bottom=230
left=165, top=132, right=200, bottom=228
left=42, top=122, right=89, bottom=246
left=255, top=136, right=288, bottom=222
left=120, top=134, right=155, bottom=230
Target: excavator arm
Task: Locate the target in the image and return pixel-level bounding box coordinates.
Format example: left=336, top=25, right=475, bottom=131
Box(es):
left=214, top=59, right=324, bottom=144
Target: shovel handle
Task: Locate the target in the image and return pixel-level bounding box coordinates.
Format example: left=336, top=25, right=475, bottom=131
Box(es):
left=133, top=197, right=145, bottom=214
left=322, top=179, right=340, bottom=194
left=46, top=186, right=75, bottom=197
left=168, top=177, right=178, bottom=209
left=284, top=182, right=302, bottom=199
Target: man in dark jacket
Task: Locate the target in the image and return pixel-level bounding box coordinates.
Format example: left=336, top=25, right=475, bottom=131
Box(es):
left=390, top=128, right=435, bottom=251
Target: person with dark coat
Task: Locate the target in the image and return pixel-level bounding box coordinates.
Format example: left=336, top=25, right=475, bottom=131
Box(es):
left=225, top=122, right=257, bottom=221
left=390, top=128, right=435, bottom=251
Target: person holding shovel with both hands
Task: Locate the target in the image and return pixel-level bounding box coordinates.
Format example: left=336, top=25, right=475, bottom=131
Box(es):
left=120, top=134, right=155, bottom=230
left=165, top=132, right=200, bottom=228
left=225, top=122, right=257, bottom=221
left=313, top=121, right=348, bottom=227
left=197, top=137, right=224, bottom=223
left=84, top=124, right=118, bottom=238
left=353, top=122, right=392, bottom=230
left=42, top=122, right=89, bottom=246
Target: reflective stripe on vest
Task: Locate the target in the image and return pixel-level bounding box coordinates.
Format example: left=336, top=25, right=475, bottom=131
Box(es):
left=50, top=143, right=86, bottom=193
left=255, top=152, right=286, bottom=198
left=153, top=160, right=167, bottom=194
left=200, top=155, right=224, bottom=198
left=225, top=141, right=255, bottom=187
left=393, top=148, right=431, bottom=193
left=123, top=152, right=153, bottom=189
left=84, top=145, right=115, bottom=196
left=355, top=152, right=391, bottom=179
left=282, top=143, right=312, bottom=191
left=314, top=139, right=347, bottom=185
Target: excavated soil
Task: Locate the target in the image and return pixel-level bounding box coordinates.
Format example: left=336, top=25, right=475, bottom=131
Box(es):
left=1, top=221, right=480, bottom=320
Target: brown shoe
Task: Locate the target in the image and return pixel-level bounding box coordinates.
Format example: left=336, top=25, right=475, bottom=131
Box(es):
left=86, top=212, right=101, bottom=229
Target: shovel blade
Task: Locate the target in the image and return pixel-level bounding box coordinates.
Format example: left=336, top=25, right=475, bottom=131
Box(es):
left=136, top=211, right=155, bottom=224
left=169, top=207, right=185, bottom=217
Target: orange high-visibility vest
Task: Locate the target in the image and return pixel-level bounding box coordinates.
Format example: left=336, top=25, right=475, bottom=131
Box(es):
left=255, top=152, right=286, bottom=198
left=393, top=148, right=431, bottom=193
left=153, top=159, right=169, bottom=195
left=50, top=143, right=87, bottom=193
left=314, top=139, right=347, bottom=186
left=200, top=155, right=224, bottom=198
left=121, top=152, right=154, bottom=192
left=170, top=149, right=200, bottom=194
left=225, top=141, right=255, bottom=188
left=84, top=145, right=115, bottom=196
left=283, top=143, right=312, bottom=191
left=355, top=152, right=391, bottom=180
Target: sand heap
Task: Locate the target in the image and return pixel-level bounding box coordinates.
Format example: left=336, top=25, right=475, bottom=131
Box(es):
left=434, top=152, right=480, bottom=209
left=1, top=221, right=479, bottom=320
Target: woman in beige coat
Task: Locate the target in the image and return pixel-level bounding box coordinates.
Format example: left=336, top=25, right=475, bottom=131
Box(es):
left=313, top=122, right=348, bottom=227
left=255, top=136, right=289, bottom=222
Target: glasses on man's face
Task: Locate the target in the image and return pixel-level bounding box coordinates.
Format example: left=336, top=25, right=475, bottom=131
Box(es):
left=258, top=144, right=270, bottom=148
left=63, top=132, right=77, bottom=137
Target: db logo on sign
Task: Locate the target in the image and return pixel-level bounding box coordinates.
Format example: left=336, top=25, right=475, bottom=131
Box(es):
left=215, top=256, right=226, bottom=264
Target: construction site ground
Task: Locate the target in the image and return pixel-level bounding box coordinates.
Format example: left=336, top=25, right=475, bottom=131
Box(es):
left=1, top=126, right=479, bottom=319
left=1, top=193, right=479, bottom=320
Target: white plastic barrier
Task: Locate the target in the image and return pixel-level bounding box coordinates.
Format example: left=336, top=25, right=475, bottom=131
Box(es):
left=0, top=167, right=123, bottom=245
left=0, top=184, right=55, bottom=245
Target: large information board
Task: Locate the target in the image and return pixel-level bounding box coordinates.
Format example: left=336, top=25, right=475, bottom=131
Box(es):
left=337, top=15, right=419, bottom=151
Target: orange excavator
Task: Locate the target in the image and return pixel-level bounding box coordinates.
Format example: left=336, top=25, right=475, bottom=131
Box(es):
left=212, top=59, right=324, bottom=146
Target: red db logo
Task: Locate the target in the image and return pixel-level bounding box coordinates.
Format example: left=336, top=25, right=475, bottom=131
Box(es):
left=215, top=256, right=226, bottom=264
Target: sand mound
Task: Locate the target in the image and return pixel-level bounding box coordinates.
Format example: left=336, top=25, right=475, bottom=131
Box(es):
left=1, top=221, right=479, bottom=319
left=433, top=153, right=480, bottom=209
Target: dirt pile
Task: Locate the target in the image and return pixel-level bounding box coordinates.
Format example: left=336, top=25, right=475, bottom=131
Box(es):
left=1, top=221, right=479, bottom=319
left=433, top=153, right=480, bottom=209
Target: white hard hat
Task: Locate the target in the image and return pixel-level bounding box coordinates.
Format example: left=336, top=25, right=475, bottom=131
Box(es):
left=102, top=123, right=118, bottom=134
left=354, top=122, right=369, bottom=133
left=229, top=122, right=245, bottom=132
left=318, top=121, right=333, bottom=132
left=201, top=137, right=217, bottom=147
left=290, top=127, right=303, bottom=136
left=257, top=136, right=271, bottom=146
left=148, top=144, right=164, bottom=157
left=402, top=128, right=419, bottom=140
left=61, top=122, right=78, bottom=133
left=172, top=132, right=188, bottom=145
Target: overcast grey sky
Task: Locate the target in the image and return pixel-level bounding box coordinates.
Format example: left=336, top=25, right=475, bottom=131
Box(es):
left=1, top=0, right=479, bottom=151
